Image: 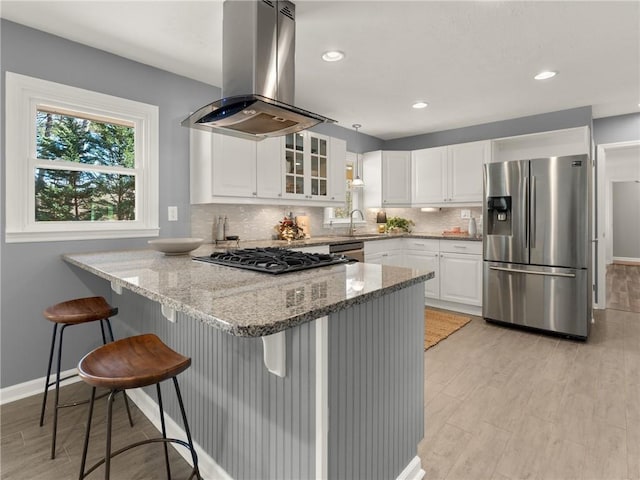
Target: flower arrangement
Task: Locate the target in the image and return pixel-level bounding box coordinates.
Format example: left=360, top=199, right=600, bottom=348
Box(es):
left=385, top=216, right=415, bottom=233
left=275, top=214, right=306, bottom=242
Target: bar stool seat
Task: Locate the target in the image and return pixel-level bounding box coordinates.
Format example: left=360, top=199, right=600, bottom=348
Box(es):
left=78, top=334, right=201, bottom=480
left=40, top=296, right=132, bottom=460
left=44, top=296, right=117, bottom=324
left=79, top=333, right=191, bottom=390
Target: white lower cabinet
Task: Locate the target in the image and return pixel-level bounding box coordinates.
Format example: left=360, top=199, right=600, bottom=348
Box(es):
left=364, top=238, right=405, bottom=265
left=436, top=240, right=483, bottom=312
left=364, top=238, right=482, bottom=314
left=404, top=250, right=440, bottom=299
left=439, top=252, right=482, bottom=306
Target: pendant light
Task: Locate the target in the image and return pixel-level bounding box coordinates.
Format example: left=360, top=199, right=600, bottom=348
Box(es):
left=351, top=123, right=365, bottom=188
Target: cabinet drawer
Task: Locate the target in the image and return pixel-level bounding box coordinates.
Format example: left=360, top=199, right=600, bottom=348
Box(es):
left=403, top=238, right=440, bottom=252
left=439, top=240, right=483, bottom=255
left=364, top=238, right=405, bottom=255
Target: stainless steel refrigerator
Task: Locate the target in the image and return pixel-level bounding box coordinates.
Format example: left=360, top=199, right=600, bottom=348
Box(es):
left=483, top=155, right=592, bottom=339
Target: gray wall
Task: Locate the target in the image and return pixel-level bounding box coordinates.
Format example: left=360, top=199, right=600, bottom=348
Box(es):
left=612, top=181, right=640, bottom=259
left=0, top=20, right=218, bottom=387
left=311, top=122, right=384, bottom=153
left=594, top=113, right=640, bottom=145
left=383, top=106, right=593, bottom=150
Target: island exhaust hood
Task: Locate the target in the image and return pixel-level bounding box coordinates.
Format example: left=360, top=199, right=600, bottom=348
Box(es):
left=182, top=0, right=335, bottom=140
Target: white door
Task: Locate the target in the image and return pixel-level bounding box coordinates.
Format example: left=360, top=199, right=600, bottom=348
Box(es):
left=412, top=147, right=447, bottom=204
left=256, top=138, right=283, bottom=199
left=382, top=151, right=411, bottom=205
left=404, top=251, right=440, bottom=299
left=211, top=134, right=257, bottom=197
left=329, top=137, right=347, bottom=202
left=439, top=252, right=482, bottom=305
left=448, top=141, right=488, bottom=203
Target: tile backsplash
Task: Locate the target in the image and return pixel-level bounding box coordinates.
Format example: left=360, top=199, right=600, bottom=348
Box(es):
left=191, top=204, right=483, bottom=242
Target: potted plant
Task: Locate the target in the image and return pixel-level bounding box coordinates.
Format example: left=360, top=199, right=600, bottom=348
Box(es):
left=385, top=216, right=415, bottom=234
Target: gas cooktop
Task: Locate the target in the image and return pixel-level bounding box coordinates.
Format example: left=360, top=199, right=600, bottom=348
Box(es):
left=193, top=247, right=353, bottom=274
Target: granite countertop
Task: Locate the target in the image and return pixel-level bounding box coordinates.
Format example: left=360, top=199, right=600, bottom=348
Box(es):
left=63, top=249, right=433, bottom=338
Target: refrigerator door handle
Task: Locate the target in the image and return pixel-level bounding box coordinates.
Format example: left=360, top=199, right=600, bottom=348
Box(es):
left=489, top=266, right=576, bottom=278
left=524, top=176, right=529, bottom=248
left=530, top=175, right=536, bottom=248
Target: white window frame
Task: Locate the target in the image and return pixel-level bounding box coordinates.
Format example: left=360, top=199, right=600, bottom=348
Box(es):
left=324, top=151, right=366, bottom=226
left=5, top=72, right=159, bottom=243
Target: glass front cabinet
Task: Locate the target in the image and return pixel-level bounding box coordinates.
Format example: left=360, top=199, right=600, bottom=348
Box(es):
left=283, top=132, right=338, bottom=201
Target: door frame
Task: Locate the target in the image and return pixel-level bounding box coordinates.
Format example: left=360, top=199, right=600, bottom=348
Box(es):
left=595, top=140, right=640, bottom=309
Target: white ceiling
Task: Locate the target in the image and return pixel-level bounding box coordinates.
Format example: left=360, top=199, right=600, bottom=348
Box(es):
left=2, top=1, right=639, bottom=140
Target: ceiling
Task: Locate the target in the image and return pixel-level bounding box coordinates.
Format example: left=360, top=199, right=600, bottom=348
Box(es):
left=2, top=1, right=639, bottom=140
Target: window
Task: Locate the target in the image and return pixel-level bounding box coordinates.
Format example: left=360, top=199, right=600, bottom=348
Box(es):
left=5, top=72, right=159, bottom=242
left=324, top=151, right=365, bottom=226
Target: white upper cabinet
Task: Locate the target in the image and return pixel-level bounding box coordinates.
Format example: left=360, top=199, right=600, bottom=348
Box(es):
left=281, top=131, right=345, bottom=203
left=329, top=137, right=347, bottom=203
left=211, top=134, right=257, bottom=197
left=256, top=138, right=284, bottom=199
left=363, top=150, right=412, bottom=208
left=411, top=140, right=489, bottom=206
left=411, top=146, right=447, bottom=204
left=190, top=129, right=344, bottom=205
left=382, top=151, right=412, bottom=205
left=448, top=140, right=489, bottom=203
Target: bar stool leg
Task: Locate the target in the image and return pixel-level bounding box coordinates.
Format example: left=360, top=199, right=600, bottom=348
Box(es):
left=173, top=377, right=201, bottom=480
left=51, top=323, right=69, bottom=459
left=39, top=323, right=58, bottom=427
left=99, top=321, right=107, bottom=344
left=79, top=387, right=96, bottom=480
left=156, top=383, right=172, bottom=480
left=104, top=389, right=118, bottom=480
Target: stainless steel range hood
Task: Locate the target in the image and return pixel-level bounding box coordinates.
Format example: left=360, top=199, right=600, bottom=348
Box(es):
left=182, top=0, right=335, bottom=141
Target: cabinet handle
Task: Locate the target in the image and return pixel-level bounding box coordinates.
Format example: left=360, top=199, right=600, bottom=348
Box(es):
left=382, top=253, right=388, bottom=257
left=453, top=245, right=467, bottom=249
left=252, top=192, right=257, bottom=196
left=278, top=193, right=282, bottom=197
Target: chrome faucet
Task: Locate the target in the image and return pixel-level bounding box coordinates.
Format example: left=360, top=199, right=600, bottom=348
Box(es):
left=348, top=209, right=364, bottom=236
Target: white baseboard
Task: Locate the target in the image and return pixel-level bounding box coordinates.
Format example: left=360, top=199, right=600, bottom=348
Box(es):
left=126, top=387, right=233, bottom=480
left=0, top=368, right=81, bottom=405
left=613, top=256, right=640, bottom=265
left=425, top=299, right=482, bottom=317
left=396, top=456, right=426, bottom=480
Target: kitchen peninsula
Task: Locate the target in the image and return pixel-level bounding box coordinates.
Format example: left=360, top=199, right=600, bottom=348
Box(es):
left=63, top=246, right=432, bottom=480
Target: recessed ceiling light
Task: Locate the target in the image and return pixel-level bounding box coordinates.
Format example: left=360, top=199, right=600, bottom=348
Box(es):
left=322, top=50, right=345, bottom=62
left=412, top=101, right=428, bottom=109
left=534, top=71, right=557, bottom=80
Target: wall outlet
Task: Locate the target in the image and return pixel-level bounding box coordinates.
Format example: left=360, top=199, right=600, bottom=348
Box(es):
left=168, top=206, right=178, bottom=221
left=461, top=209, right=471, bottom=219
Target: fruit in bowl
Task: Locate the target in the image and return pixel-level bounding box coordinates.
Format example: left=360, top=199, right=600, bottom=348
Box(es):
left=148, top=237, right=204, bottom=255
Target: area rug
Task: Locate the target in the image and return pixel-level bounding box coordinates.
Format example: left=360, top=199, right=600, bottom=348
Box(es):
left=424, top=308, right=472, bottom=350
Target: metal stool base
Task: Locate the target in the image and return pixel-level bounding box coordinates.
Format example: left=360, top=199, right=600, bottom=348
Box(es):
left=39, top=319, right=133, bottom=459
left=79, top=377, right=201, bottom=480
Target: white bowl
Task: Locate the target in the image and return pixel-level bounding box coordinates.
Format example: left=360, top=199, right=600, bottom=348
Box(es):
left=148, top=237, right=204, bottom=255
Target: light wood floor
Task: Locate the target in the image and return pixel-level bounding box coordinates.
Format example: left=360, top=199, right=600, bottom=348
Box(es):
left=2, top=308, right=639, bottom=480
left=0, top=383, right=194, bottom=479
left=420, top=308, right=640, bottom=480
left=607, top=263, right=640, bottom=313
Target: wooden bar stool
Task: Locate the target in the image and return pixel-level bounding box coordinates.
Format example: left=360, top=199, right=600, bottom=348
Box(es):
left=78, top=333, right=201, bottom=480
left=40, top=296, right=133, bottom=459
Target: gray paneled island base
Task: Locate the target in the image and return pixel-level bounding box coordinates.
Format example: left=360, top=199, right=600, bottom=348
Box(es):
left=63, top=247, right=432, bottom=480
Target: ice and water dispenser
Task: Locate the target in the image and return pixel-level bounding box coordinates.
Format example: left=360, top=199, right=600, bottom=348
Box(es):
left=486, top=196, right=512, bottom=235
